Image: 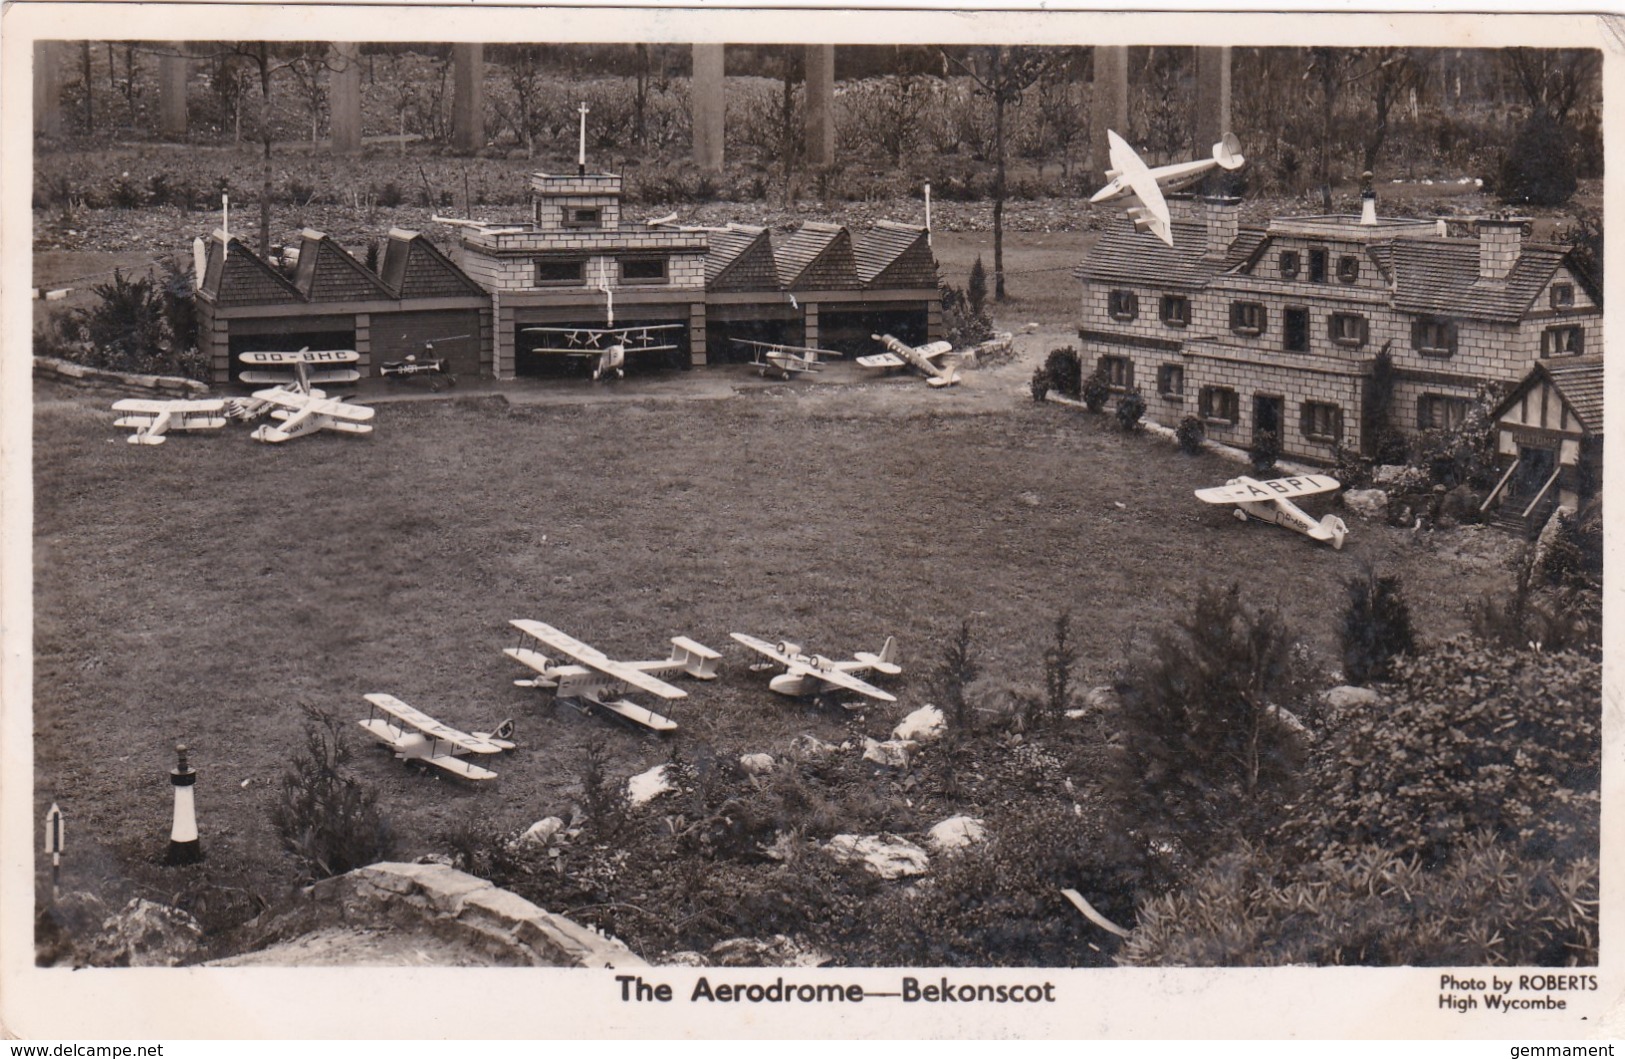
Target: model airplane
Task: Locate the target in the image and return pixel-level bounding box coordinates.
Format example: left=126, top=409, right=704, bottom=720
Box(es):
left=380, top=354, right=454, bottom=386
left=505, top=619, right=721, bottom=733
left=111, top=398, right=227, bottom=445
left=520, top=325, right=684, bottom=381
left=358, top=692, right=515, bottom=781
left=732, top=338, right=835, bottom=379
left=1090, top=131, right=1246, bottom=247
left=247, top=385, right=375, bottom=444
left=729, top=633, right=900, bottom=705
left=856, top=334, right=961, bottom=388
left=238, top=347, right=362, bottom=390
left=1195, top=474, right=1348, bottom=549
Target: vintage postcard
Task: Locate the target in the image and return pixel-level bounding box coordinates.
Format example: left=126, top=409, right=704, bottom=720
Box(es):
left=1, top=1, right=1619, bottom=1041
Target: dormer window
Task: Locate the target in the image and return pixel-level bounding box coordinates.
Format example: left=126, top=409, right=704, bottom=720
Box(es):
left=564, top=207, right=602, bottom=229
left=1337, top=255, right=1360, bottom=283
left=1551, top=283, right=1575, bottom=309
left=1108, top=290, right=1139, bottom=321
left=1159, top=294, right=1190, bottom=328
left=1308, top=247, right=1328, bottom=283
left=1279, top=250, right=1301, bottom=279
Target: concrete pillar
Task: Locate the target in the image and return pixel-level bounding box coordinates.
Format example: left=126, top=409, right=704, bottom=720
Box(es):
left=1089, top=46, right=1128, bottom=177
left=330, top=42, right=362, bottom=154
left=805, top=44, right=835, bottom=168
left=34, top=41, right=63, bottom=138
left=1194, top=47, right=1231, bottom=154
left=692, top=44, right=725, bottom=171
left=158, top=46, right=189, bottom=140
left=452, top=43, right=484, bottom=153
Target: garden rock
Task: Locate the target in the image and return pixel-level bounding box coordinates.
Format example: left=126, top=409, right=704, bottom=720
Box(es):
left=627, top=765, right=673, bottom=806
left=739, top=752, right=776, bottom=776
left=892, top=705, right=945, bottom=742
left=862, top=736, right=916, bottom=769
left=788, top=734, right=838, bottom=761
left=1342, top=489, right=1390, bottom=520
left=825, top=834, right=931, bottom=879
left=519, top=817, right=565, bottom=846
left=1322, top=685, right=1381, bottom=710
left=927, top=815, right=986, bottom=852
left=92, top=898, right=205, bottom=967
left=710, top=934, right=828, bottom=967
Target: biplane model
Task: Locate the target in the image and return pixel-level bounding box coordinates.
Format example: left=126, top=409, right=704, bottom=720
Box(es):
left=237, top=347, right=362, bottom=390
left=247, top=385, right=375, bottom=444
left=856, top=334, right=962, bottom=388
left=1090, top=130, right=1246, bottom=247
left=504, top=619, right=721, bottom=733
left=1195, top=473, right=1349, bottom=550
left=111, top=398, right=227, bottom=445
left=519, top=324, right=685, bottom=381
left=729, top=633, right=900, bottom=705
left=358, top=692, right=516, bottom=782
left=731, top=338, right=836, bottom=379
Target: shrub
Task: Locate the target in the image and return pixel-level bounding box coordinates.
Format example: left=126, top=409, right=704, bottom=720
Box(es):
left=1416, top=389, right=1503, bottom=490
left=1115, top=389, right=1147, bottom=432
left=1339, top=569, right=1416, bottom=685
left=1464, top=545, right=1599, bottom=655
left=941, top=284, right=994, bottom=349
left=933, top=620, right=979, bottom=734
left=1042, top=347, right=1082, bottom=400
left=1029, top=366, right=1051, bottom=402
left=1540, top=504, right=1602, bottom=592
left=269, top=706, right=395, bottom=883
left=1175, top=415, right=1206, bottom=455
left=1329, top=442, right=1373, bottom=490
left=1250, top=428, right=1280, bottom=473
left=107, top=173, right=145, bottom=209
left=1081, top=364, right=1111, bottom=413
left=967, top=255, right=988, bottom=318
left=1041, top=611, right=1077, bottom=728
left=1498, top=110, right=1577, bottom=207
left=375, top=181, right=404, bottom=208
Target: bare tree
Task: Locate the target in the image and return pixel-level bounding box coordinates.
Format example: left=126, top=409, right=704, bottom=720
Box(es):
left=1503, top=47, right=1600, bottom=125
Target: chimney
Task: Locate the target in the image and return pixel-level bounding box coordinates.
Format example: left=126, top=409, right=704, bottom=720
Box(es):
left=1202, top=196, right=1241, bottom=260
left=1478, top=214, right=1528, bottom=282
left=1359, top=171, right=1377, bottom=225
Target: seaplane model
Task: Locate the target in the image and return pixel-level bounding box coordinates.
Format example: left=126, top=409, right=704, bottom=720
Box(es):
left=729, top=633, right=900, bottom=705
left=504, top=619, right=721, bottom=733
left=856, top=334, right=961, bottom=388
left=237, top=347, right=362, bottom=390
left=1090, top=130, right=1246, bottom=247
left=732, top=338, right=836, bottom=379
left=520, top=324, right=685, bottom=381
left=247, top=385, right=375, bottom=444
left=358, top=692, right=515, bottom=782
left=111, top=397, right=227, bottom=445
left=1195, top=473, right=1349, bottom=550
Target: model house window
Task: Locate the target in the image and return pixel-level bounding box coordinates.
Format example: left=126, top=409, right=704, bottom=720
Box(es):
left=1329, top=312, right=1368, bottom=347
left=1301, top=401, right=1343, bottom=442
left=1412, top=316, right=1457, bottom=357
left=620, top=257, right=669, bottom=284
left=1551, top=283, right=1575, bottom=309
left=1284, top=307, right=1310, bottom=352
left=1159, top=294, right=1190, bottom=328
left=1279, top=250, right=1301, bottom=279
left=1109, top=290, right=1139, bottom=321
left=1099, top=355, right=1133, bottom=391
left=1157, top=363, right=1184, bottom=398
left=1230, top=301, right=1267, bottom=335
left=534, top=258, right=586, bottom=285
left=1200, top=385, right=1240, bottom=424
left=1309, top=248, right=1328, bottom=283
left=563, top=207, right=602, bottom=229
left=1542, top=325, right=1584, bottom=357
left=1417, top=393, right=1472, bottom=431
left=1337, top=255, right=1361, bottom=283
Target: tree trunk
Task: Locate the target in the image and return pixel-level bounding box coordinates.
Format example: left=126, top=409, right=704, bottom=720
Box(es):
left=81, top=42, right=94, bottom=131
left=257, top=47, right=273, bottom=258
left=993, top=52, right=1008, bottom=302
left=1318, top=67, right=1334, bottom=212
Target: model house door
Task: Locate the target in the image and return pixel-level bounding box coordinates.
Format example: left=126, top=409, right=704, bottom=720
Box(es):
left=1514, top=444, right=1556, bottom=500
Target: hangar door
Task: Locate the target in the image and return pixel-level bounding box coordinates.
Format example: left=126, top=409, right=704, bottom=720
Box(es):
left=817, top=305, right=929, bottom=356
left=371, top=310, right=484, bottom=378
left=227, top=317, right=355, bottom=382
left=512, top=318, right=691, bottom=378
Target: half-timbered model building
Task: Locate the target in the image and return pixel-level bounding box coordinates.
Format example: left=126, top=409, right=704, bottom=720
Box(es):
left=1484, top=354, right=1604, bottom=535
left=1075, top=191, right=1603, bottom=466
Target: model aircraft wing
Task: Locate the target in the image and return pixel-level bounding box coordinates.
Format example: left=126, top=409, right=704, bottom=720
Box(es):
left=363, top=693, right=501, bottom=755
left=856, top=352, right=906, bottom=368
left=732, top=339, right=837, bottom=358
left=306, top=396, right=375, bottom=422
left=112, top=398, right=171, bottom=414
left=251, top=386, right=310, bottom=409
left=1195, top=474, right=1340, bottom=505
left=1106, top=130, right=1174, bottom=246
left=509, top=620, right=687, bottom=699
left=913, top=341, right=955, bottom=363
left=729, top=632, right=795, bottom=665
left=796, top=663, right=896, bottom=703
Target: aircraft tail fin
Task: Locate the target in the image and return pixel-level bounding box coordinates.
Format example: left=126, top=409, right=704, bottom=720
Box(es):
left=668, top=636, right=722, bottom=680
left=854, top=636, right=902, bottom=675
left=1318, top=514, right=1349, bottom=550
left=1214, top=132, right=1245, bottom=170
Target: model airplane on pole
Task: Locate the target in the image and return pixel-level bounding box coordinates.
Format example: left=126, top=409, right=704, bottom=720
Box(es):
left=358, top=692, right=515, bottom=781
left=238, top=347, right=362, bottom=390
left=505, top=619, right=721, bottom=733
left=520, top=324, right=684, bottom=381
left=732, top=338, right=836, bottom=379
left=729, top=633, right=900, bottom=705
left=1194, top=474, right=1348, bottom=549
left=1090, top=131, right=1246, bottom=247
left=856, top=334, right=961, bottom=388
left=111, top=398, right=228, bottom=445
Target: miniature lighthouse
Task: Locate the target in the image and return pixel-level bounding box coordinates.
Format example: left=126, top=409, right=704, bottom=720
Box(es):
left=1360, top=172, right=1378, bottom=226
left=164, top=744, right=203, bottom=865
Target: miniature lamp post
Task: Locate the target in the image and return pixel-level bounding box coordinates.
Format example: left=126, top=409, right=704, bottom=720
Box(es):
left=924, top=183, right=932, bottom=246
left=43, top=803, right=64, bottom=903
left=164, top=744, right=203, bottom=866
left=578, top=101, right=589, bottom=176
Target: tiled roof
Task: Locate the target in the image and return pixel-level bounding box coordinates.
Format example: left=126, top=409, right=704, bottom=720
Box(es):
left=854, top=221, right=938, bottom=289
left=1366, top=238, right=1576, bottom=323
left=705, top=224, right=780, bottom=291
left=1543, top=355, right=1605, bottom=432
left=1076, top=216, right=1262, bottom=288
left=294, top=230, right=395, bottom=302
left=380, top=229, right=487, bottom=299
left=775, top=222, right=858, bottom=290
left=202, top=231, right=306, bottom=308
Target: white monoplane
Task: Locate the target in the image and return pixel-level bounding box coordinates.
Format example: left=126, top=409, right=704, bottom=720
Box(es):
left=248, top=385, right=375, bottom=443
left=111, top=398, right=227, bottom=445
left=520, top=325, right=684, bottom=381
left=732, top=338, right=836, bottom=379
left=504, top=619, right=721, bottom=733
left=1195, top=473, right=1348, bottom=550
left=856, top=334, right=961, bottom=388
left=729, top=633, right=900, bottom=705
left=358, top=692, right=516, bottom=781
left=1090, top=131, right=1246, bottom=247
left=237, top=347, right=362, bottom=390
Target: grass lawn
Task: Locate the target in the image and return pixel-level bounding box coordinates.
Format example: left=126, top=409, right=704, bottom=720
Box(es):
left=31, top=357, right=1520, bottom=956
